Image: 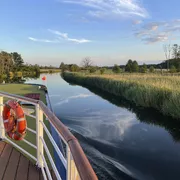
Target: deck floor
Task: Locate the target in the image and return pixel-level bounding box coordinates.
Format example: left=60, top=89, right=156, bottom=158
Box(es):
left=0, top=140, right=44, bottom=180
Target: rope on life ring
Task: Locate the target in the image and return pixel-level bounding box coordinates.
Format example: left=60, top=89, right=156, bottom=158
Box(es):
left=3, top=100, right=27, bottom=140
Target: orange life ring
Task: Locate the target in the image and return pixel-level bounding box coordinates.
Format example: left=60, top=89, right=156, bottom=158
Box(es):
left=3, top=100, right=26, bottom=140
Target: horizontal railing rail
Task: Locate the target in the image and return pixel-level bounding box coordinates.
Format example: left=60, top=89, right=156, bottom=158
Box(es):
left=0, top=91, right=98, bottom=180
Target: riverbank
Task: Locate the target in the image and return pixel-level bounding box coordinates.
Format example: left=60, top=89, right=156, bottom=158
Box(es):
left=62, top=72, right=180, bottom=119
left=40, top=68, right=60, bottom=73
left=0, top=84, right=53, bottom=163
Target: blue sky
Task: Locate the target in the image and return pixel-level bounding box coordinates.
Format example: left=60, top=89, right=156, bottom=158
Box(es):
left=1, top=0, right=180, bottom=66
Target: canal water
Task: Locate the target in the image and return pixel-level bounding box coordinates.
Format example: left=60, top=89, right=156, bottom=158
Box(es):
left=26, top=73, right=180, bottom=180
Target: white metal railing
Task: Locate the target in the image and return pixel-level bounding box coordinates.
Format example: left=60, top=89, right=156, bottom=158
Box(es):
left=0, top=91, right=98, bottom=180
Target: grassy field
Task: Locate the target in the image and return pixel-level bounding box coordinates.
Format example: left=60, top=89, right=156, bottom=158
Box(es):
left=40, top=69, right=60, bottom=73
left=62, top=72, right=180, bottom=119
left=0, top=84, right=53, bottom=165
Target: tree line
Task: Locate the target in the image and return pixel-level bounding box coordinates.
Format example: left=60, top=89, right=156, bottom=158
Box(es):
left=59, top=58, right=154, bottom=74
left=0, top=51, right=41, bottom=82
left=60, top=43, right=180, bottom=74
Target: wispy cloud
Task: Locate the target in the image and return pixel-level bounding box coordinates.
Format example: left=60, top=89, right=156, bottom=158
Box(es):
left=132, top=20, right=142, bottom=25
left=54, top=94, right=93, bottom=106
left=134, top=19, right=180, bottom=44
left=67, top=38, right=91, bottom=43
left=28, top=37, right=59, bottom=43
left=142, top=34, right=168, bottom=44
left=144, top=23, right=158, bottom=31
left=134, top=30, right=150, bottom=37
left=48, top=30, right=68, bottom=38
left=28, top=30, right=92, bottom=44
left=60, top=0, right=148, bottom=19
left=48, top=29, right=92, bottom=44
left=165, top=26, right=180, bottom=33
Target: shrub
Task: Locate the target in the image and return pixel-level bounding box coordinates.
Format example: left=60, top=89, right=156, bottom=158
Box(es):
left=112, top=65, right=121, bottom=73
left=140, top=64, right=147, bottom=73
left=8, top=72, right=14, bottom=79
left=100, top=68, right=106, bottom=74
left=70, top=65, right=80, bottom=72
left=89, top=67, right=97, bottom=73
left=15, top=71, right=23, bottom=77
left=149, top=66, right=155, bottom=73
left=170, top=65, right=177, bottom=73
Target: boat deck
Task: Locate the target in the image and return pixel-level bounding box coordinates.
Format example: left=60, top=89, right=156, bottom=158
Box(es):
left=0, top=140, right=44, bottom=180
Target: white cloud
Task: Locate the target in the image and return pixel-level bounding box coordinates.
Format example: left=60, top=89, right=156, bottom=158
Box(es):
left=28, top=37, right=59, bottom=43
left=142, top=34, right=168, bottom=44
left=48, top=29, right=92, bottom=44
left=132, top=20, right=142, bottom=25
left=134, top=19, right=180, bottom=44
left=60, top=0, right=148, bottom=18
left=28, top=30, right=92, bottom=44
left=68, top=38, right=91, bottom=43
left=134, top=30, right=150, bottom=37
left=48, top=29, right=68, bottom=38
left=165, top=26, right=180, bottom=33
left=143, top=22, right=162, bottom=31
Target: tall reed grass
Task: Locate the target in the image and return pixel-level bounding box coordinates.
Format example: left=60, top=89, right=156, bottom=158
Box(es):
left=62, top=72, right=180, bottom=119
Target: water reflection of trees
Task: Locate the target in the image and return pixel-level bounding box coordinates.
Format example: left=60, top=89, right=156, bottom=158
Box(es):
left=2, top=73, right=40, bottom=84
left=65, top=79, right=180, bottom=142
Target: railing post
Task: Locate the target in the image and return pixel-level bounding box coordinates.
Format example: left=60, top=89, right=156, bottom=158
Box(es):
left=67, top=146, right=71, bottom=180
left=67, top=146, right=80, bottom=180
left=0, top=96, right=5, bottom=139
left=36, top=104, right=44, bottom=168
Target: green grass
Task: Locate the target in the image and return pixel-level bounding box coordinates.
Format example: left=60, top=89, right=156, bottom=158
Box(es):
left=62, top=72, right=180, bottom=119
left=40, top=69, right=61, bottom=73
left=0, top=84, right=53, bottom=165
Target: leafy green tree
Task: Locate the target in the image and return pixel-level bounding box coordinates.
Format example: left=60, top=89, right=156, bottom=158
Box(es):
left=172, top=44, right=180, bottom=59
left=177, top=63, right=180, bottom=72
left=34, top=64, right=40, bottom=75
left=11, top=52, right=24, bottom=67
left=149, top=66, right=155, bottom=73
left=132, top=61, right=139, bottom=72
left=125, top=59, right=133, bottom=72
left=70, top=64, right=80, bottom=72
left=0, top=51, right=13, bottom=74
left=113, top=64, right=121, bottom=73
left=100, top=68, right=106, bottom=74
left=60, top=62, right=65, bottom=69
left=89, top=67, right=96, bottom=73
left=140, top=64, right=147, bottom=73
left=170, top=65, right=177, bottom=73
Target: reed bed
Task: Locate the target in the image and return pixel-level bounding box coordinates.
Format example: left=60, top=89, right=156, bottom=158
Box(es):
left=62, top=72, right=180, bottom=119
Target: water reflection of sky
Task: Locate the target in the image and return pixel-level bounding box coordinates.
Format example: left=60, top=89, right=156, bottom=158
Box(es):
left=51, top=91, right=138, bottom=140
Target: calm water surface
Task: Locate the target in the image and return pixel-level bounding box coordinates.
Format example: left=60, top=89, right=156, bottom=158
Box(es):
left=26, top=73, right=180, bottom=180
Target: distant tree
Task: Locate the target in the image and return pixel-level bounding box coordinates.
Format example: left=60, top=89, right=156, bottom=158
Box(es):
left=0, top=51, right=13, bottom=74
left=112, top=64, right=121, bottom=73
left=177, top=63, right=180, bottom=72
left=149, top=66, right=155, bottom=73
left=70, top=64, right=80, bottom=72
left=100, top=68, right=106, bottom=74
left=81, top=57, right=93, bottom=68
left=163, top=44, right=172, bottom=70
left=131, top=61, right=139, bottom=72
left=170, top=65, right=177, bottom=73
left=59, top=62, right=65, bottom=69
left=125, top=59, right=133, bottom=72
left=140, top=64, right=147, bottom=73
left=11, top=52, right=24, bottom=67
left=34, top=64, right=40, bottom=75
left=89, top=67, right=96, bottom=73
left=172, top=44, right=180, bottom=59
